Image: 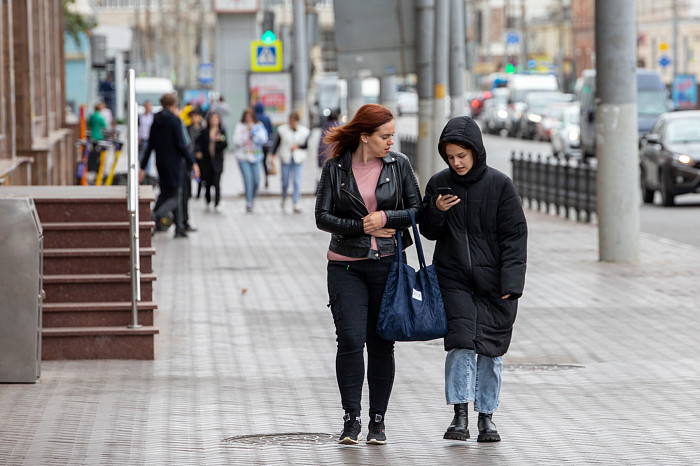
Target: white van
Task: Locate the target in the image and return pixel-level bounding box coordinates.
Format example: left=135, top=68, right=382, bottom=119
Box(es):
left=133, top=77, right=175, bottom=114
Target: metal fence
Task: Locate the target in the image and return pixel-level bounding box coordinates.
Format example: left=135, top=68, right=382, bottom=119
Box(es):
left=511, top=151, right=598, bottom=223
left=398, top=134, right=417, bottom=169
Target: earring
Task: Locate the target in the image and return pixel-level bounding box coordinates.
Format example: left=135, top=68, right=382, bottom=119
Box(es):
left=363, top=139, right=368, bottom=144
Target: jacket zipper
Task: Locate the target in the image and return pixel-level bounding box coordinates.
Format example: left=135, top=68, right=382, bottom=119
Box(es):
left=461, top=191, right=478, bottom=343
left=391, top=164, right=399, bottom=209
left=341, top=187, right=369, bottom=215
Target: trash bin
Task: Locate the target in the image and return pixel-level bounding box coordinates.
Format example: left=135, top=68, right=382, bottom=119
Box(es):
left=0, top=196, right=43, bottom=383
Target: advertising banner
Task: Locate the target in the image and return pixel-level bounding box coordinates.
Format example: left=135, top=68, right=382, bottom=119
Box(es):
left=249, top=72, right=292, bottom=126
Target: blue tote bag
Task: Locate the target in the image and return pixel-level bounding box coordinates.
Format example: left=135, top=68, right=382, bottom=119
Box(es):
left=377, top=210, right=448, bottom=342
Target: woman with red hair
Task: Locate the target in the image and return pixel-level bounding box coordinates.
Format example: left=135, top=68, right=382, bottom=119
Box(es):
left=315, top=104, right=422, bottom=445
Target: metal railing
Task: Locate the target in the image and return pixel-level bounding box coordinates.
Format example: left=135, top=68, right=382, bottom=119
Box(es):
left=511, top=151, right=598, bottom=223
left=126, top=69, right=142, bottom=328
left=397, top=134, right=417, bottom=168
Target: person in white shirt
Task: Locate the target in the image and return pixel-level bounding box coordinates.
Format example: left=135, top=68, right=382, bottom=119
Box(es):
left=138, top=101, right=156, bottom=178
left=271, top=111, right=310, bottom=213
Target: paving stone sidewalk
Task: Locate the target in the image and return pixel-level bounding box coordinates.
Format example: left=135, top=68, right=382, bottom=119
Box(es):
left=2, top=150, right=700, bottom=464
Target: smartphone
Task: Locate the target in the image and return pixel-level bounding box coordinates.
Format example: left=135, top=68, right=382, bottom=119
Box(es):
left=437, top=186, right=456, bottom=197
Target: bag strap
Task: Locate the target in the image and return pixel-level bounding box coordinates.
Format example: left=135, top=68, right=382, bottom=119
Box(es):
left=407, top=210, right=428, bottom=269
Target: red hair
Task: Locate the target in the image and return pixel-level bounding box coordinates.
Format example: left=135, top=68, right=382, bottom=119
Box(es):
left=322, top=104, right=393, bottom=159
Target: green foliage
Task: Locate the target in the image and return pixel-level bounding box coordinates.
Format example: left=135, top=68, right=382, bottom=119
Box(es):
left=64, top=0, right=96, bottom=47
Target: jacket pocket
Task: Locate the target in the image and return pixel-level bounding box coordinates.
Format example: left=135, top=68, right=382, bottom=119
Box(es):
left=327, top=292, right=341, bottom=323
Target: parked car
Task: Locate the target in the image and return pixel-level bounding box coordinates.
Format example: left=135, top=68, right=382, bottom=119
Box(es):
left=506, top=73, right=560, bottom=136
left=550, top=103, right=581, bottom=158
left=536, top=102, right=575, bottom=141
left=517, top=92, right=573, bottom=140
left=466, top=90, right=490, bottom=118
left=480, top=88, right=511, bottom=135
left=639, top=110, right=700, bottom=206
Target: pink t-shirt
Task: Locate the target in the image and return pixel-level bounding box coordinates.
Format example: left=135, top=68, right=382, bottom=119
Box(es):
left=327, top=158, right=387, bottom=261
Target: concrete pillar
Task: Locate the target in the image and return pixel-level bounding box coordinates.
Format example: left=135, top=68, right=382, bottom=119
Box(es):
left=348, top=76, right=363, bottom=118
left=293, top=0, right=309, bottom=127
left=433, top=0, right=449, bottom=176
left=416, top=0, right=435, bottom=191
left=595, top=0, right=640, bottom=262
left=449, top=0, right=465, bottom=117
left=115, top=51, right=125, bottom=121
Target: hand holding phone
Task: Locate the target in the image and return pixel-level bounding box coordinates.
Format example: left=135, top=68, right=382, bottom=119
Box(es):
left=437, top=186, right=456, bottom=197
left=436, top=186, right=460, bottom=212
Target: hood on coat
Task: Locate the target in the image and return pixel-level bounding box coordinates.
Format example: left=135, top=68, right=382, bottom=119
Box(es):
left=254, top=102, right=265, bottom=115
left=438, top=116, right=488, bottom=183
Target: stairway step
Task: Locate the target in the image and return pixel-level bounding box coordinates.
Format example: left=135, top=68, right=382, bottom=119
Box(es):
left=43, top=301, right=157, bottom=327
left=43, top=247, right=155, bottom=275
left=42, top=222, right=154, bottom=248
left=42, top=326, right=159, bottom=360
left=0, top=185, right=155, bottom=222
left=43, top=273, right=156, bottom=303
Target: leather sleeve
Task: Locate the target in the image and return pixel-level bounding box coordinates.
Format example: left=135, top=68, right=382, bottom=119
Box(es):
left=314, top=161, right=365, bottom=236
left=384, top=157, right=423, bottom=229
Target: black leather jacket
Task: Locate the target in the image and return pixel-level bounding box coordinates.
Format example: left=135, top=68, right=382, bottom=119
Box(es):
left=315, top=150, right=422, bottom=259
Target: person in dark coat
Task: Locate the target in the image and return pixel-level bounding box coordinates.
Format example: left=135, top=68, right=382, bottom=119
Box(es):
left=315, top=104, right=422, bottom=446
left=195, top=112, right=228, bottom=209
left=419, top=115, right=527, bottom=443
left=140, top=93, right=200, bottom=238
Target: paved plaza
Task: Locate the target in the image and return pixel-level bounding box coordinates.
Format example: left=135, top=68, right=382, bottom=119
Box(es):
left=2, top=148, right=700, bottom=465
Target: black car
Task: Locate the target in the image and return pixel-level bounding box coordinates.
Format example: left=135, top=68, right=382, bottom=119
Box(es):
left=640, top=110, right=700, bottom=206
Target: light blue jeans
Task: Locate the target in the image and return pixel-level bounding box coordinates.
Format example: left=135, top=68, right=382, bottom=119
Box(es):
left=281, top=161, right=304, bottom=204
left=445, top=348, right=502, bottom=414
left=238, top=159, right=262, bottom=206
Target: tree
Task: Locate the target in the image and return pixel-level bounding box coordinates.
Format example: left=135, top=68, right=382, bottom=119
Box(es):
left=64, top=0, right=96, bottom=47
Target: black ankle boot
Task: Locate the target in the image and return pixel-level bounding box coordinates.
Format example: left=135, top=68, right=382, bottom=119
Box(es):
left=443, top=403, right=469, bottom=440
left=477, top=412, right=501, bottom=442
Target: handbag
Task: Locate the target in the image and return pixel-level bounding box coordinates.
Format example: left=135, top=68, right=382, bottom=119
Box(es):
left=267, top=155, right=278, bottom=175
left=377, top=210, right=448, bottom=341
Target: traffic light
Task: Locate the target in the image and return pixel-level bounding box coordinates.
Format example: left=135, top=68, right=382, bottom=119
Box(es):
left=261, top=30, right=276, bottom=44
left=506, top=63, right=515, bottom=74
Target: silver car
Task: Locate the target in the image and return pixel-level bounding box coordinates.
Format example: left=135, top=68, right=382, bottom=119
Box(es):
left=551, top=103, right=581, bottom=158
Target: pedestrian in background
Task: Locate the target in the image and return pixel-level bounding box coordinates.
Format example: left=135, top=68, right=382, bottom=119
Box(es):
left=87, top=102, right=108, bottom=183
left=233, top=108, right=268, bottom=213
left=187, top=109, right=206, bottom=200
left=419, top=115, right=527, bottom=443
left=140, top=93, right=200, bottom=238
left=196, top=112, right=228, bottom=211
left=138, top=100, right=156, bottom=182
left=254, top=102, right=275, bottom=188
left=271, top=111, right=310, bottom=213
left=315, top=103, right=422, bottom=445
left=317, top=109, right=340, bottom=168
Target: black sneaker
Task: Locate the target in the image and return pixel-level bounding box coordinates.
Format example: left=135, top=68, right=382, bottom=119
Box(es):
left=366, top=414, right=387, bottom=445
left=338, top=414, right=362, bottom=445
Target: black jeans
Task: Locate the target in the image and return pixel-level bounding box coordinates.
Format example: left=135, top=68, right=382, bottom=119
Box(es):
left=327, top=257, right=395, bottom=418
left=154, top=184, right=184, bottom=234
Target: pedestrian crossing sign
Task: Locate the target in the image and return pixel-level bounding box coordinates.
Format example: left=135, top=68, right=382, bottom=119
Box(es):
left=250, top=40, right=283, bottom=72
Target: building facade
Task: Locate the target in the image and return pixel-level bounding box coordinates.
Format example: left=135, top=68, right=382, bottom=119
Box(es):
left=0, top=0, right=76, bottom=186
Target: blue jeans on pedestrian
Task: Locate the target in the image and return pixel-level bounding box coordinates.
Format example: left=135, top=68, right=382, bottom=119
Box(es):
left=327, top=257, right=395, bottom=418
left=445, top=348, right=502, bottom=414
left=238, top=159, right=261, bottom=206
left=281, top=161, right=303, bottom=205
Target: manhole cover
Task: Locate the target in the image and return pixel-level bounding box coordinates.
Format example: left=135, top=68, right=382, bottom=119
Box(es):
left=223, top=432, right=336, bottom=446
left=504, top=363, right=584, bottom=372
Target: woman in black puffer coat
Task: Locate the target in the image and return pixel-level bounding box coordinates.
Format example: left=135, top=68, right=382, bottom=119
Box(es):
left=419, top=116, right=527, bottom=444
